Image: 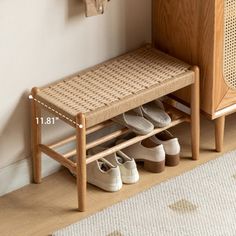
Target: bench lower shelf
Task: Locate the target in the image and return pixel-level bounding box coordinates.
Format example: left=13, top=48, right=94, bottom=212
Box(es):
left=39, top=103, right=190, bottom=175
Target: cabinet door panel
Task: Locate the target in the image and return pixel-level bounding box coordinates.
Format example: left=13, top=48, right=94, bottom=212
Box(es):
left=152, top=0, right=215, bottom=116
left=215, top=0, right=236, bottom=111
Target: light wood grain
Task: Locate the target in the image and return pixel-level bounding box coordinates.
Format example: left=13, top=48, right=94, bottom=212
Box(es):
left=86, top=120, right=114, bottom=135
left=152, top=0, right=215, bottom=116
left=152, top=0, right=236, bottom=117
left=48, top=120, right=114, bottom=149
left=216, top=89, right=236, bottom=111
left=76, top=113, right=87, bottom=212
left=191, top=66, right=200, bottom=160
left=47, top=120, right=114, bottom=150
left=152, top=0, right=236, bottom=153
left=63, top=127, right=129, bottom=158
left=215, top=116, right=225, bottom=152
left=214, top=103, right=236, bottom=119
left=31, top=87, right=42, bottom=184
left=48, top=135, right=76, bottom=149
left=39, top=144, right=76, bottom=173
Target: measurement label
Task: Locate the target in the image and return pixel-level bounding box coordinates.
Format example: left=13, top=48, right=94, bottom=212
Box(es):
left=29, top=95, right=83, bottom=128
left=36, top=117, right=59, bottom=125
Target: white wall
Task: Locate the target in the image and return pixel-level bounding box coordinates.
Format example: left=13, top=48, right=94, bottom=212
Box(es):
left=0, top=0, right=151, bottom=195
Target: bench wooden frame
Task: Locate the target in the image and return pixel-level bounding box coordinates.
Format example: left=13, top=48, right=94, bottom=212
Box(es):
left=30, top=46, right=199, bottom=212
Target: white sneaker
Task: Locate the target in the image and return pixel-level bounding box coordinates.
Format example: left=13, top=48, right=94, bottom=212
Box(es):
left=69, top=155, right=122, bottom=192
left=90, top=147, right=139, bottom=184
left=150, top=130, right=180, bottom=166
left=117, top=138, right=165, bottom=173
left=87, top=158, right=122, bottom=192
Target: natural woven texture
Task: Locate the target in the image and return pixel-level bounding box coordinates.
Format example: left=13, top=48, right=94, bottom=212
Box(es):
left=224, top=0, right=236, bottom=90
left=36, top=46, right=192, bottom=127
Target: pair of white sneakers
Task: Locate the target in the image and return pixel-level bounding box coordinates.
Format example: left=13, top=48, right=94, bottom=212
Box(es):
left=87, top=147, right=139, bottom=192
left=119, top=130, right=180, bottom=173
left=69, top=130, right=179, bottom=192
left=70, top=147, right=139, bottom=192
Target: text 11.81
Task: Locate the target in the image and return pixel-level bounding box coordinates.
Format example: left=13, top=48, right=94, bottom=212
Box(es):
left=35, top=117, right=59, bottom=125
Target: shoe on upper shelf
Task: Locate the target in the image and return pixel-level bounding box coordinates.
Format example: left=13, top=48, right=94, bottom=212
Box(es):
left=89, top=147, right=139, bottom=184
left=69, top=155, right=122, bottom=192
left=112, top=109, right=154, bottom=135
left=117, top=138, right=165, bottom=173
left=112, top=99, right=170, bottom=135
left=140, top=100, right=171, bottom=128
left=150, top=130, right=180, bottom=166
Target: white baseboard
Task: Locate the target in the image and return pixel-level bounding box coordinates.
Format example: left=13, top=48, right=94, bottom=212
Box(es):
left=0, top=156, right=61, bottom=197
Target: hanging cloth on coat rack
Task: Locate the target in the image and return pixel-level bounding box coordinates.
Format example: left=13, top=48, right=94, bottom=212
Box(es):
left=84, top=0, right=110, bottom=17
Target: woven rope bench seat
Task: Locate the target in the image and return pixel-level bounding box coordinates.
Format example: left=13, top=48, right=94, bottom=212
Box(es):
left=35, top=45, right=194, bottom=128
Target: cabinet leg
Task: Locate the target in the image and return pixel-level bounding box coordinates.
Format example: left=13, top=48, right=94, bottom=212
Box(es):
left=31, top=88, right=42, bottom=183
left=76, top=113, right=87, bottom=212
left=191, top=66, right=200, bottom=160
left=215, top=116, right=225, bottom=152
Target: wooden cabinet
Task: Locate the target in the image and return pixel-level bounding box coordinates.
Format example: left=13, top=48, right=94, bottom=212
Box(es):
left=152, top=0, right=236, bottom=151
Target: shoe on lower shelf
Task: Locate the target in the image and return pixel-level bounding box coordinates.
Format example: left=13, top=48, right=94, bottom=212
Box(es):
left=117, top=138, right=165, bottom=173
left=89, top=147, right=139, bottom=184
left=69, top=156, right=122, bottom=192
left=150, top=130, right=180, bottom=166
left=87, top=158, right=123, bottom=192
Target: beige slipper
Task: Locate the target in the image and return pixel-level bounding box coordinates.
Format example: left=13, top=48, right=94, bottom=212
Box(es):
left=141, top=100, right=171, bottom=128
left=112, top=109, right=154, bottom=135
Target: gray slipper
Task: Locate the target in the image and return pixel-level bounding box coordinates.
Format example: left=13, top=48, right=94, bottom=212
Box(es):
left=141, top=100, right=171, bottom=128
left=112, top=109, right=154, bottom=135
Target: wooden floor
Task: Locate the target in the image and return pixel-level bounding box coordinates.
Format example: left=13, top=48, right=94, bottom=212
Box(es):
left=1, top=114, right=236, bottom=236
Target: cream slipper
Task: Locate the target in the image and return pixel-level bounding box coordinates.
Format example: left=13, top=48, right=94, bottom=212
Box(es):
left=112, top=109, right=154, bottom=135
left=140, top=100, right=171, bottom=128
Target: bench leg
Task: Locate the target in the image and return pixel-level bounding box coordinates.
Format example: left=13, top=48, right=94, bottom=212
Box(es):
left=76, top=113, right=87, bottom=212
left=31, top=88, right=42, bottom=183
left=191, top=67, right=200, bottom=160
left=215, top=116, right=225, bottom=152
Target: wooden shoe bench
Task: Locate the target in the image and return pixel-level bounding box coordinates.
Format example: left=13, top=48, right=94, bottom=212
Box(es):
left=30, top=45, right=199, bottom=212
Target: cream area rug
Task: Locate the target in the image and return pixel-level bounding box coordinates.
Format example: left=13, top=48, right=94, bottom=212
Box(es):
left=53, top=150, right=236, bottom=236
